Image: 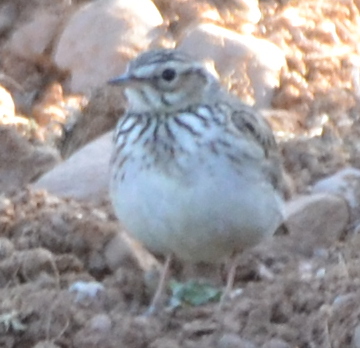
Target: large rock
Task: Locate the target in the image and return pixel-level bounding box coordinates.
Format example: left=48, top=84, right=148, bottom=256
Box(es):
left=312, top=167, right=360, bottom=225
left=0, top=126, right=59, bottom=193
left=33, top=131, right=113, bottom=203
left=54, top=0, right=163, bottom=93
left=8, top=10, right=65, bottom=62
left=284, top=193, right=349, bottom=253
left=178, top=23, right=286, bottom=108
left=0, top=3, right=17, bottom=36
left=60, top=85, right=125, bottom=159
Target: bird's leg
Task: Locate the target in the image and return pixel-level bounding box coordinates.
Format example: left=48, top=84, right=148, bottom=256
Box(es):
left=219, top=252, right=238, bottom=309
left=144, top=254, right=172, bottom=316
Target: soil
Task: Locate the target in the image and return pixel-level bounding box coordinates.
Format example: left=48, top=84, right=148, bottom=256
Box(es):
left=1, top=0, right=360, bottom=347
left=1, top=188, right=360, bottom=348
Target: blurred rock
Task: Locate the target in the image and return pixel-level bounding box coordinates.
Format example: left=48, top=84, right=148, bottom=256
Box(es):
left=7, top=10, right=65, bottom=62
left=234, top=0, right=261, bottom=24
left=69, top=280, right=105, bottom=302
left=33, top=131, right=113, bottom=203
left=88, top=313, right=112, bottom=333
left=211, top=0, right=261, bottom=33
left=0, top=248, right=57, bottom=283
left=0, top=85, right=15, bottom=120
left=261, top=338, right=291, bottom=348
left=312, top=167, right=360, bottom=225
left=33, top=342, right=61, bottom=348
left=104, top=231, right=161, bottom=279
left=60, top=85, right=125, bottom=159
left=149, top=337, right=180, bottom=348
left=0, top=85, right=38, bottom=136
left=284, top=193, right=349, bottom=252
left=104, top=233, right=133, bottom=272
left=32, top=83, right=67, bottom=127
left=353, top=324, right=360, bottom=348
left=54, top=0, right=163, bottom=93
left=0, top=126, right=60, bottom=193
left=217, top=333, right=257, bottom=348
left=0, top=3, right=17, bottom=36
left=0, top=238, right=15, bottom=261
left=178, top=23, right=286, bottom=108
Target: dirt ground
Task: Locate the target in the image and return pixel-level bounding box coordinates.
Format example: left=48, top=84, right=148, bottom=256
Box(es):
left=2, top=189, right=360, bottom=348
left=2, top=0, right=360, bottom=347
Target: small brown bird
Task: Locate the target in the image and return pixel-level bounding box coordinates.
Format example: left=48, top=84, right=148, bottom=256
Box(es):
left=109, top=49, right=285, bottom=313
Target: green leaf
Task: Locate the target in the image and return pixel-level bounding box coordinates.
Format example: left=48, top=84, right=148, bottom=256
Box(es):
left=168, top=279, right=222, bottom=308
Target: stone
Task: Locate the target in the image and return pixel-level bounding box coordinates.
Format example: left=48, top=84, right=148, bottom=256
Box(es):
left=0, top=85, right=15, bottom=120
left=54, top=0, right=163, bottom=93
left=60, top=84, right=124, bottom=159
left=261, top=338, right=291, bottom=348
left=104, top=233, right=133, bottom=272
left=217, top=333, right=257, bottom=348
left=88, top=314, right=112, bottom=333
left=0, top=86, right=32, bottom=135
left=32, top=83, right=67, bottom=127
left=353, top=324, right=360, bottom=348
left=69, top=281, right=105, bottom=302
left=149, top=338, right=180, bottom=348
left=8, top=10, right=64, bottom=62
left=104, top=231, right=161, bottom=278
left=0, top=3, right=17, bottom=36
left=33, top=131, right=113, bottom=203
left=236, top=0, right=261, bottom=25
left=178, top=23, right=286, bottom=108
left=33, top=342, right=61, bottom=348
left=0, top=238, right=14, bottom=261
left=284, top=193, right=349, bottom=252
left=0, top=126, right=59, bottom=193
left=312, top=167, right=360, bottom=224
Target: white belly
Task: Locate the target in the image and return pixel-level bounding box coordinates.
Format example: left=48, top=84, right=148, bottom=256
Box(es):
left=110, top=150, right=283, bottom=263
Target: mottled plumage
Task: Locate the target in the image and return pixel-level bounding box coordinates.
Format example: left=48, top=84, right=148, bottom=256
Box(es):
left=109, top=49, right=285, bottom=310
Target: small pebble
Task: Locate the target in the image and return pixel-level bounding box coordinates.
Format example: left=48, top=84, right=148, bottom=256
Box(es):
left=32, top=341, right=61, bottom=348
left=261, top=338, right=291, bottom=348
left=89, top=313, right=112, bottom=333
left=332, top=293, right=356, bottom=307
left=217, top=333, right=257, bottom=348
left=0, top=238, right=14, bottom=260
left=353, top=324, right=360, bottom=348
left=69, top=281, right=105, bottom=302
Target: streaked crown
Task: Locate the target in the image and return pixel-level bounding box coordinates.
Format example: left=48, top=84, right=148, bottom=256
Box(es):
left=109, top=49, right=220, bottom=113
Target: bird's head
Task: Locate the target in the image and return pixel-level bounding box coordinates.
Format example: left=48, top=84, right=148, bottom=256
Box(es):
left=109, top=49, right=219, bottom=113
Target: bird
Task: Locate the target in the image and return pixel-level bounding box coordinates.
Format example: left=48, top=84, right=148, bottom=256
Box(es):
left=108, top=48, right=285, bottom=313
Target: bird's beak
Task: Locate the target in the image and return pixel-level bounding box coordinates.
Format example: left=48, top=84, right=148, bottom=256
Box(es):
left=108, top=72, right=144, bottom=86
left=108, top=73, right=132, bottom=86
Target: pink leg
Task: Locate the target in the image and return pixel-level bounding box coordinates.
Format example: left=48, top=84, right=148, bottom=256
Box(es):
left=144, top=254, right=172, bottom=315
left=219, top=254, right=238, bottom=309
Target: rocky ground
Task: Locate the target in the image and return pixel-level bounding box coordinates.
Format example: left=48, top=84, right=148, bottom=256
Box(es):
left=1, top=0, right=360, bottom=347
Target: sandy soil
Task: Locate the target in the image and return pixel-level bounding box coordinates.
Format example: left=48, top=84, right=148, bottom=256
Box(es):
left=1, top=188, right=360, bottom=348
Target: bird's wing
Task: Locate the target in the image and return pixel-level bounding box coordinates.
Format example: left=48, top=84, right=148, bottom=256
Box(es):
left=229, top=101, right=289, bottom=198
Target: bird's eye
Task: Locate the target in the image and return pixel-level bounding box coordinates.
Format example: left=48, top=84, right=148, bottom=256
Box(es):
left=161, top=68, right=176, bottom=82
